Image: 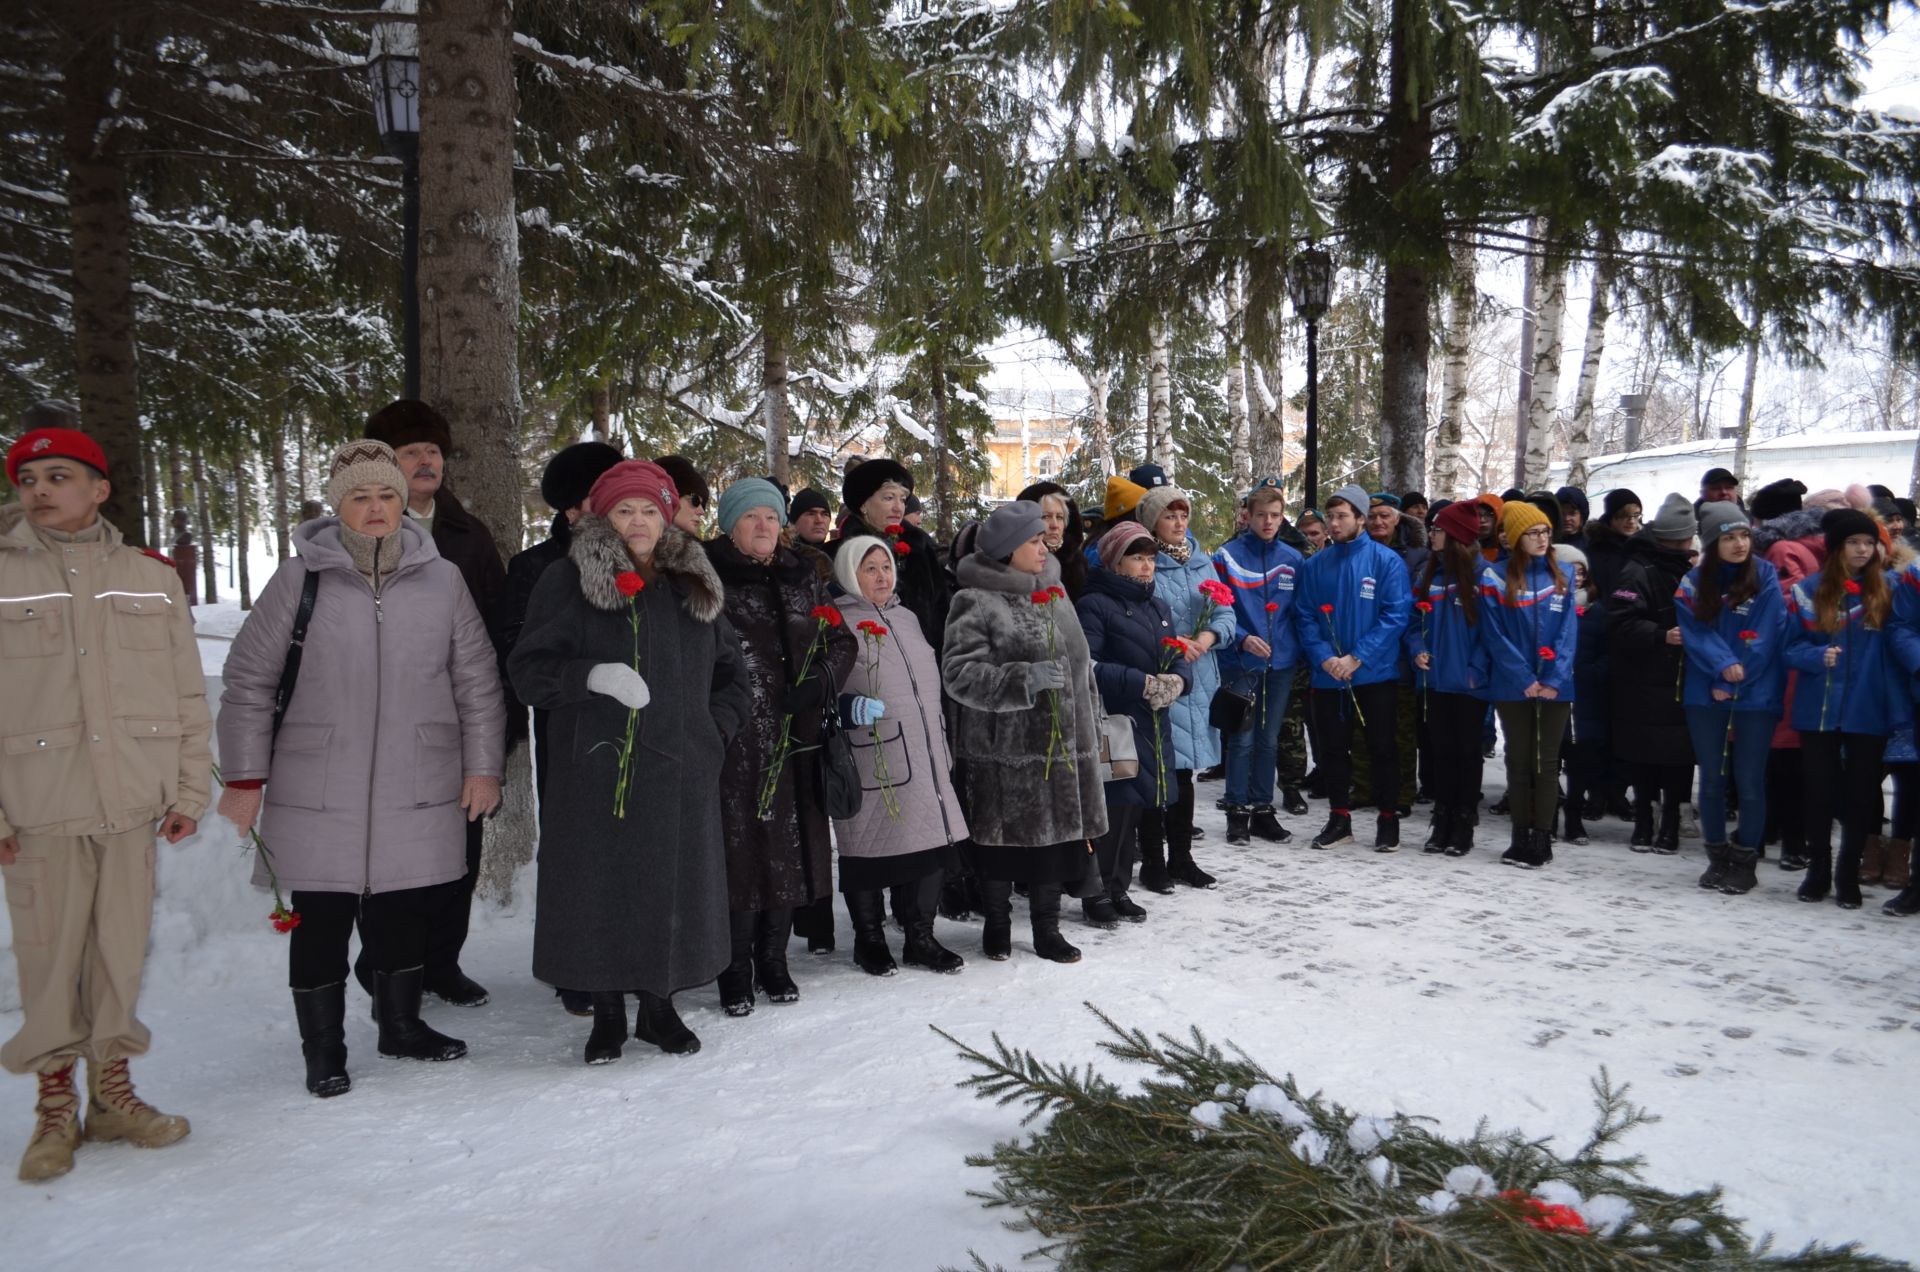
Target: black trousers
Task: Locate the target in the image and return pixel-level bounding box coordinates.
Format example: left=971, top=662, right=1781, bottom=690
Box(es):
left=1308, top=682, right=1400, bottom=814
left=1140, top=769, right=1197, bottom=863
left=1802, top=731, right=1887, bottom=856
left=1890, top=762, right=1920, bottom=841
left=1765, top=747, right=1805, bottom=851
left=1634, top=762, right=1692, bottom=813
left=290, top=884, right=437, bottom=991
left=1080, top=802, right=1142, bottom=900
left=1426, top=691, right=1487, bottom=814
left=425, top=816, right=485, bottom=975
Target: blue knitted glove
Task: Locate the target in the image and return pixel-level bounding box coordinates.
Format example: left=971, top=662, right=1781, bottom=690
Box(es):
left=838, top=694, right=886, bottom=727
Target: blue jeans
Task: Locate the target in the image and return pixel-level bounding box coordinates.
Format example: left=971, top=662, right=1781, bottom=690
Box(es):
left=1225, top=668, right=1295, bottom=807
left=1683, top=704, right=1777, bottom=849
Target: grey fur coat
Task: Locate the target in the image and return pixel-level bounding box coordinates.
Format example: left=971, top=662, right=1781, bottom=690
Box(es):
left=942, top=553, right=1108, bottom=848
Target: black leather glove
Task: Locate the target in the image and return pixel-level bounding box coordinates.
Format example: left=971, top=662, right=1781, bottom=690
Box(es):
left=785, top=674, right=830, bottom=715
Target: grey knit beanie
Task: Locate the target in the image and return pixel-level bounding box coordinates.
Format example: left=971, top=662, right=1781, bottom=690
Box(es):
left=326, top=439, right=408, bottom=511
left=1696, top=501, right=1750, bottom=550
left=1647, top=492, right=1697, bottom=543
left=978, top=499, right=1046, bottom=562
left=1326, top=483, right=1371, bottom=517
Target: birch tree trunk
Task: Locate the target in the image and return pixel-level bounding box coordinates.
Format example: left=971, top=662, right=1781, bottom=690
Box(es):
left=64, top=28, right=145, bottom=546
left=1148, top=318, right=1174, bottom=476
left=1224, top=271, right=1252, bottom=491
left=761, top=330, right=791, bottom=486
left=1564, top=260, right=1612, bottom=489
left=1731, top=327, right=1762, bottom=486
left=1522, top=255, right=1567, bottom=489
left=1512, top=243, right=1539, bottom=489
left=1432, top=243, right=1475, bottom=499
left=192, top=447, right=218, bottom=604
left=1076, top=362, right=1113, bottom=476
left=418, top=0, right=529, bottom=902
left=1249, top=325, right=1289, bottom=485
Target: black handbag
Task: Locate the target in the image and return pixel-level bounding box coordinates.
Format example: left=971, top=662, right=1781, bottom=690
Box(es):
left=817, top=708, right=865, bottom=819
left=1208, top=673, right=1257, bottom=736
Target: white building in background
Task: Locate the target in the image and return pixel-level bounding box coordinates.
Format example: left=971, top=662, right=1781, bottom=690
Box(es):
left=1547, top=430, right=1917, bottom=501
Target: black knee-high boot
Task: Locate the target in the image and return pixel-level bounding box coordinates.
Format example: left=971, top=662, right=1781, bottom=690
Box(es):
left=755, top=907, right=800, bottom=1003
left=846, top=890, right=897, bottom=976
left=291, top=982, right=350, bottom=1097
left=718, top=910, right=756, bottom=1016
left=585, top=992, right=627, bottom=1064
left=981, top=879, right=1013, bottom=960
left=900, top=873, right=964, bottom=973
left=1027, top=882, right=1082, bottom=964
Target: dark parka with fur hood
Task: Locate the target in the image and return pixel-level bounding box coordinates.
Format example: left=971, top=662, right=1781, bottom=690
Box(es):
left=705, top=537, right=858, bottom=913
left=507, top=519, right=752, bottom=996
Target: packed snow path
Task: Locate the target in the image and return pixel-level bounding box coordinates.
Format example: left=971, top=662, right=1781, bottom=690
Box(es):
left=3, top=635, right=1916, bottom=1266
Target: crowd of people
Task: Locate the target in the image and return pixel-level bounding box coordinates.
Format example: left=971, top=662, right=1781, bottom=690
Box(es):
left=5, top=398, right=1919, bottom=1185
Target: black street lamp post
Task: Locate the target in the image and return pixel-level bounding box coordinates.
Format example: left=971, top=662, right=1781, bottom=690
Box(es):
left=1287, top=245, right=1333, bottom=510
left=369, top=28, right=422, bottom=399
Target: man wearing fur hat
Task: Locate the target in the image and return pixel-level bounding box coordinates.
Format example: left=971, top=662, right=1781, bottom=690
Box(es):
left=363, top=400, right=507, bottom=1008
left=1, top=427, right=210, bottom=1181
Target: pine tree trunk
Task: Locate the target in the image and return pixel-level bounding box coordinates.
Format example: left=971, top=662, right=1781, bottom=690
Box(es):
left=63, top=28, right=144, bottom=546
left=1432, top=244, right=1475, bottom=500
left=590, top=382, right=611, bottom=442
left=931, top=350, right=955, bottom=541
left=233, top=457, right=252, bottom=612
left=167, top=448, right=186, bottom=515
left=1523, top=255, right=1568, bottom=489
left=144, top=440, right=164, bottom=548
left=272, top=418, right=291, bottom=562
left=1378, top=261, right=1430, bottom=494
left=1225, top=271, right=1252, bottom=491
left=192, top=446, right=218, bottom=604
left=1731, top=327, right=1762, bottom=487
left=1564, top=260, right=1611, bottom=490
left=418, top=0, right=528, bottom=902
left=1148, top=319, right=1174, bottom=476
left=761, top=329, right=791, bottom=486
left=1377, top=0, right=1437, bottom=496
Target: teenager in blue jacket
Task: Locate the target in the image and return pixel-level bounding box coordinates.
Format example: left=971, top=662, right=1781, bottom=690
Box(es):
left=1885, top=555, right=1920, bottom=915
left=1292, top=484, right=1411, bottom=851
left=1405, top=500, right=1492, bottom=856
left=1477, top=503, right=1577, bottom=869
left=1675, top=504, right=1787, bottom=896
left=1785, top=509, right=1906, bottom=909
left=1212, top=480, right=1304, bottom=845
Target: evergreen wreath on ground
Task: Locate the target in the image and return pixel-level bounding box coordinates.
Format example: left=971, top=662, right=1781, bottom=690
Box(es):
left=936, top=1005, right=1908, bottom=1271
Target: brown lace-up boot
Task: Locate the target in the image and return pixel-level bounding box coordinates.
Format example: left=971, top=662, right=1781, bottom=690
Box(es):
left=82, top=1057, right=190, bottom=1149
left=18, top=1059, right=81, bottom=1182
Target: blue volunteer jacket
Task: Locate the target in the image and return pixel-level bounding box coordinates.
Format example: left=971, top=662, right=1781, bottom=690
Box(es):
left=1211, top=528, right=1304, bottom=677
left=1784, top=577, right=1907, bottom=736
left=1674, top=559, right=1787, bottom=714
left=1292, top=534, right=1411, bottom=690
left=1475, top=556, right=1578, bottom=704
left=1403, top=561, right=1491, bottom=698
left=1888, top=561, right=1920, bottom=703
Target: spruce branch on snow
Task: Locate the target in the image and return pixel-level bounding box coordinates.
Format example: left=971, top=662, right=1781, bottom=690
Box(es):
left=935, top=1005, right=1910, bottom=1272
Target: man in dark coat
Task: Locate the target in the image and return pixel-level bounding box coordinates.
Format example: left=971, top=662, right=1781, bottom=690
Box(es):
left=364, top=398, right=509, bottom=1008
left=1555, top=486, right=1590, bottom=549
left=827, top=457, right=949, bottom=654
left=1606, top=493, right=1699, bottom=851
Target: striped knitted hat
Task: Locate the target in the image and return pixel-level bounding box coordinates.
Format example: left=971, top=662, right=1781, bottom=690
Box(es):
left=326, top=439, right=408, bottom=511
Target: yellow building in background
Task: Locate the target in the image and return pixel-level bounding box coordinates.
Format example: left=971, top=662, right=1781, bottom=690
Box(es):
left=986, top=413, right=1079, bottom=499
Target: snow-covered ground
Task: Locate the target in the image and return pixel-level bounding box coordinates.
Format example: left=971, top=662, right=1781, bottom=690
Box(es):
left=3, top=618, right=1918, bottom=1268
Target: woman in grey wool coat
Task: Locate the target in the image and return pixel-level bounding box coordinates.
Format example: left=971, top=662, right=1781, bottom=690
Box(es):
left=830, top=536, right=968, bottom=977
left=508, top=461, right=752, bottom=1066
left=943, top=500, right=1107, bottom=965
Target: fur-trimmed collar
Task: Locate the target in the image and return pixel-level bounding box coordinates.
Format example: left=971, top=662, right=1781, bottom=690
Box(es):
left=1752, top=506, right=1826, bottom=555
left=955, top=550, right=1063, bottom=595
left=571, top=515, right=724, bottom=622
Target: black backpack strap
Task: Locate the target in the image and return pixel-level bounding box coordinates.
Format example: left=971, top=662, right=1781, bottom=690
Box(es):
left=270, top=568, right=321, bottom=741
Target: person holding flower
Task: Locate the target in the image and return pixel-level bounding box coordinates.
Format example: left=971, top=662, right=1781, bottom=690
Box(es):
left=944, top=500, right=1108, bottom=963
left=220, top=441, right=505, bottom=1095
left=1210, top=479, right=1304, bottom=846
left=507, top=460, right=750, bottom=1064
left=828, top=458, right=949, bottom=655
left=1784, top=508, right=1905, bottom=909
left=1675, top=504, right=1787, bottom=895
left=705, top=478, right=857, bottom=1014
left=1137, top=483, right=1235, bottom=889
left=1406, top=501, right=1494, bottom=856
left=1292, top=484, right=1412, bottom=851
left=1077, top=523, right=1190, bottom=925
left=828, top=536, right=967, bottom=976
left=1475, top=502, right=1578, bottom=869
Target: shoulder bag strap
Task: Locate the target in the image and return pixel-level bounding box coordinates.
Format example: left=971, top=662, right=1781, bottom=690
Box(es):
left=270, top=568, right=322, bottom=742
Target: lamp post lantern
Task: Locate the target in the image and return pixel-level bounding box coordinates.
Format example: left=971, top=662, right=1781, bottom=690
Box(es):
left=1287, top=245, right=1333, bottom=510
left=369, top=16, right=422, bottom=398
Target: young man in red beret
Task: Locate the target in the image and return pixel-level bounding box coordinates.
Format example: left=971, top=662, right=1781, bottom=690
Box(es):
left=1, top=427, right=210, bottom=1181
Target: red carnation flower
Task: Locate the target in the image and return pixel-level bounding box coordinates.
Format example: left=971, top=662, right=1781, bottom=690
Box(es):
left=1198, top=579, right=1233, bottom=605
left=1265, top=601, right=1280, bottom=613
left=885, top=523, right=904, bottom=537
left=1844, top=579, right=1862, bottom=595
left=270, top=903, right=302, bottom=935
left=893, top=540, right=911, bottom=556
left=1048, top=585, right=1067, bottom=601
left=1414, top=600, right=1434, bottom=614
left=1739, top=629, right=1759, bottom=641
left=615, top=571, right=646, bottom=598
left=810, top=605, right=844, bottom=627
left=1320, top=603, right=1334, bottom=614
left=1161, top=636, right=1185, bottom=649
left=1538, top=646, right=1556, bottom=661
left=1499, top=1190, right=1590, bottom=1236
left=1577, top=605, right=1587, bottom=617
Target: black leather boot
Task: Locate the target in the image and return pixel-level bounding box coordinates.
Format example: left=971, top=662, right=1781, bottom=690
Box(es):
left=1138, top=818, right=1175, bottom=893
left=900, top=875, right=965, bottom=973
left=1653, top=801, right=1682, bottom=855
left=1834, top=840, right=1865, bottom=910
left=373, top=967, right=467, bottom=1062
left=718, top=910, right=757, bottom=1016
left=633, top=991, right=700, bottom=1054
left=1718, top=847, right=1760, bottom=895
left=1629, top=796, right=1656, bottom=852
left=1249, top=806, right=1291, bottom=843
left=1500, top=824, right=1532, bottom=868
left=754, top=908, right=800, bottom=1003
left=291, top=982, right=351, bottom=1098
left=1798, top=845, right=1833, bottom=902
left=585, top=992, right=627, bottom=1065
left=1028, top=883, right=1082, bottom=963
left=1282, top=787, right=1309, bottom=816
left=1226, top=807, right=1253, bottom=845
left=1445, top=810, right=1475, bottom=857
left=846, top=890, right=897, bottom=976
left=981, top=879, right=1014, bottom=960
left=1423, top=804, right=1452, bottom=854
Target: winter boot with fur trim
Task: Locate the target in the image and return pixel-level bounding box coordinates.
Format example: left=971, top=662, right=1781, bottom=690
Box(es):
left=83, top=1058, right=190, bottom=1148
left=1697, top=843, right=1732, bottom=891
left=291, top=982, right=351, bottom=1097
left=18, top=1059, right=80, bottom=1182
left=585, top=993, right=627, bottom=1065
left=1860, top=834, right=1888, bottom=885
